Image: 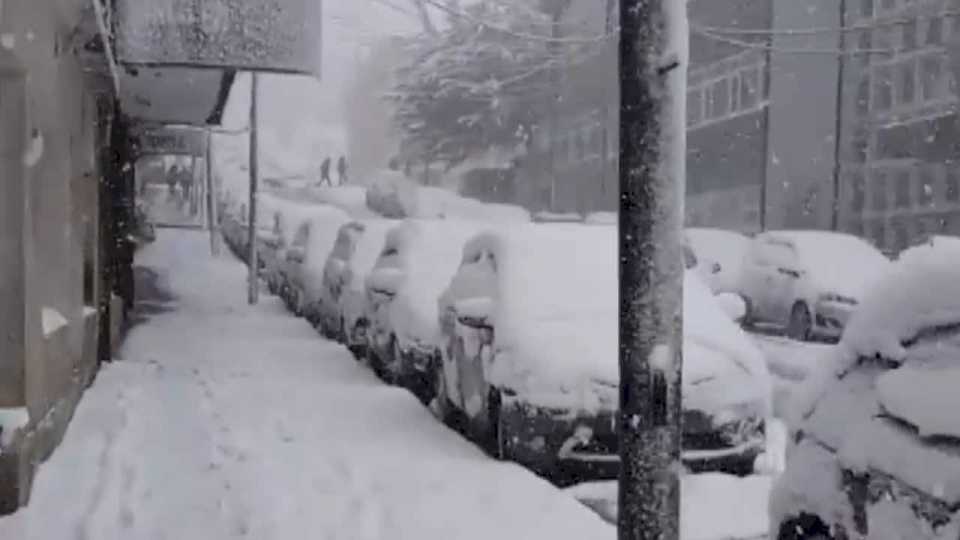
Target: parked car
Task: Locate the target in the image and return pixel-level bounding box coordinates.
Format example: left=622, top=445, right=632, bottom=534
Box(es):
left=364, top=219, right=486, bottom=400
left=436, top=223, right=773, bottom=482
left=312, top=221, right=365, bottom=338
left=769, top=240, right=960, bottom=540
left=738, top=230, right=890, bottom=342
left=333, top=220, right=399, bottom=357
left=284, top=206, right=351, bottom=319
left=684, top=228, right=750, bottom=294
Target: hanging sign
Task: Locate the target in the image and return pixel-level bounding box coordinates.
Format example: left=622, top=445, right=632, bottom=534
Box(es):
left=136, top=126, right=208, bottom=156
left=114, top=0, right=323, bottom=76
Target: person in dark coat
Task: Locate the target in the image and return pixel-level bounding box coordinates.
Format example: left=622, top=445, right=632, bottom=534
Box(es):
left=179, top=166, right=193, bottom=205
left=319, top=157, right=332, bottom=186
left=167, top=165, right=179, bottom=197
left=337, top=155, right=348, bottom=185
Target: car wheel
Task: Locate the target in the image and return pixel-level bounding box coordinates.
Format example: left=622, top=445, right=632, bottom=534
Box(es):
left=776, top=513, right=833, bottom=540
left=431, top=355, right=454, bottom=424
left=486, top=388, right=510, bottom=461
left=788, top=302, right=812, bottom=342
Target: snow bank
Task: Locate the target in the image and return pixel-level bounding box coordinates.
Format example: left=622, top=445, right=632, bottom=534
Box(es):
left=338, top=219, right=399, bottom=335
left=684, top=228, right=750, bottom=293
left=567, top=473, right=772, bottom=539
left=365, top=169, right=419, bottom=218
left=298, top=209, right=353, bottom=304
left=41, top=307, right=68, bottom=337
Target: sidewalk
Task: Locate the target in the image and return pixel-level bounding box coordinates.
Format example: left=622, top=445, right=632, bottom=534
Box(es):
left=0, top=230, right=611, bottom=540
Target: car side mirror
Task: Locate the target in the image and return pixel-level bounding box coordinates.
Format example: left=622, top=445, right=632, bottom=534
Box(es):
left=715, top=292, right=747, bottom=322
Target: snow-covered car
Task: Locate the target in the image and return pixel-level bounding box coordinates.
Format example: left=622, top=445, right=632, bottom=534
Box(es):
left=335, top=220, right=399, bottom=357
left=312, top=221, right=365, bottom=338
left=738, top=230, right=890, bottom=342
left=768, top=240, right=960, bottom=540
left=284, top=206, right=351, bottom=320
left=685, top=227, right=750, bottom=294
left=365, top=169, right=419, bottom=218
left=436, top=223, right=774, bottom=480
left=364, top=219, right=486, bottom=400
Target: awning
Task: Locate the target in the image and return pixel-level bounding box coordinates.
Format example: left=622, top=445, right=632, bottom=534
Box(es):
left=117, top=66, right=235, bottom=125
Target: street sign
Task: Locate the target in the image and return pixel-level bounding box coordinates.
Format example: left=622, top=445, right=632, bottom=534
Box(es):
left=135, top=126, right=207, bottom=156
left=114, top=0, right=323, bottom=76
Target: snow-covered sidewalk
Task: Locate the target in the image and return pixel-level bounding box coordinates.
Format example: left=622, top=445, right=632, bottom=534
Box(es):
left=0, top=230, right=611, bottom=540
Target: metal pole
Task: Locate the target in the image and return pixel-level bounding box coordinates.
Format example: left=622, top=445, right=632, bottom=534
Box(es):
left=206, top=130, right=221, bottom=256
left=830, top=0, right=847, bottom=231
left=618, top=0, right=685, bottom=537
left=247, top=72, right=260, bottom=305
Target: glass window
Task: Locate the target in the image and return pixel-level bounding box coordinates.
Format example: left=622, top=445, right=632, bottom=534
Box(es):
left=891, top=218, right=909, bottom=251
left=946, top=163, right=960, bottom=202
left=918, top=166, right=937, bottom=207
left=729, top=74, right=741, bottom=112
left=687, top=89, right=701, bottom=126
left=880, top=0, right=895, bottom=11
left=873, top=170, right=888, bottom=211
left=712, top=79, right=730, bottom=118
left=849, top=171, right=866, bottom=212
left=704, top=84, right=715, bottom=119
left=740, top=68, right=760, bottom=109
left=860, top=0, right=873, bottom=17
left=894, top=170, right=912, bottom=209
left=871, top=221, right=886, bottom=248
left=856, top=77, right=870, bottom=116
left=857, top=31, right=873, bottom=68
left=873, top=65, right=893, bottom=111
left=898, top=61, right=915, bottom=105
left=926, top=17, right=943, bottom=45
left=901, top=18, right=917, bottom=50
left=920, top=54, right=945, bottom=101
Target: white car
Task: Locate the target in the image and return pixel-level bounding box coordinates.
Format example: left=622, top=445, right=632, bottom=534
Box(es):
left=684, top=227, right=751, bottom=294
left=363, top=219, right=485, bottom=401
left=436, top=223, right=773, bottom=480
left=283, top=206, right=351, bottom=318
left=312, top=222, right=365, bottom=337
left=769, top=240, right=960, bottom=540
left=739, top=230, right=890, bottom=342
left=334, top=220, right=399, bottom=357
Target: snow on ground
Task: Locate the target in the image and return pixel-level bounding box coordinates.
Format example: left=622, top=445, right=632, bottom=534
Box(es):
left=566, top=474, right=771, bottom=540
left=749, top=335, right=835, bottom=420
left=0, top=230, right=611, bottom=540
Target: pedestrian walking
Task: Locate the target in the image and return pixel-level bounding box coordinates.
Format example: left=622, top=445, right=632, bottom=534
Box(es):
left=337, top=155, right=348, bottom=185
left=179, top=166, right=193, bottom=204
left=166, top=165, right=179, bottom=199
left=319, top=157, right=332, bottom=186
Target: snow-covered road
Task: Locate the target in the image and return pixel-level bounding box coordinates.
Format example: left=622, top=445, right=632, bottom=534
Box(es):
left=0, top=230, right=611, bottom=540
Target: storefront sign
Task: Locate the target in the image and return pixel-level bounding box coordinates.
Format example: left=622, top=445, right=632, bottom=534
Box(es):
left=114, top=0, right=322, bottom=76
left=136, top=126, right=207, bottom=156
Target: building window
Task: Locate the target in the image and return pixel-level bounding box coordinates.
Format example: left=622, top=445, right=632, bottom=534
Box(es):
left=880, top=0, right=895, bottom=11
left=849, top=171, right=866, bottom=212
left=860, top=0, right=873, bottom=18
left=873, top=65, right=893, bottom=111
left=874, top=26, right=893, bottom=51
left=946, top=163, right=960, bottom=202
left=894, top=170, right=912, bottom=209
left=873, top=170, right=888, bottom=211
left=920, top=54, right=946, bottom=101
left=857, top=31, right=873, bottom=68
left=712, top=79, right=730, bottom=119
left=740, top=68, right=760, bottom=109
left=901, top=18, right=917, bottom=50
left=856, top=77, right=870, bottom=117
left=729, top=75, right=741, bottom=112
left=870, top=221, right=886, bottom=248
left=891, top=218, right=909, bottom=251
left=898, top=60, right=915, bottom=105
left=686, top=90, right=701, bottom=127
left=575, top=130, right=585, bottom=161
left=703, top=84, right=715, bottom=119
left=918, top=165, right=937, bottom=207
left=926, top=17, right=943, bottom=45
left=851, top=128, right=869, bottom=163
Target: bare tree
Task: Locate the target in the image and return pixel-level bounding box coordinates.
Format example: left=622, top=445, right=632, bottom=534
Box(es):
left=618, top=0, right=688, bottom=538
left=409, top=0, right=439, bottom=35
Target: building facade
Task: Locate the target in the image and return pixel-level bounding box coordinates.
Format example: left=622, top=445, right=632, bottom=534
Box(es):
left=836, top=0, right=960, bottom=253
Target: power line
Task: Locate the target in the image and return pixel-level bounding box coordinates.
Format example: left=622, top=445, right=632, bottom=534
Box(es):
left=693, top=27, right=896, bottom=56
left=693, top=9, right=960, bottom=37
left=415, top=0, right=616, bottom=44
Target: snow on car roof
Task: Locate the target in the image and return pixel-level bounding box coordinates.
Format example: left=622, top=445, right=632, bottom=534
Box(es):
left=303, top=207, right=352, bottom=266
left=842, top=239, right=960, bottom=362
left=763, top=230, right=888, bottom=268
left=344, top=219, right=401, bottom=291
left=382, top=219, right=492, bottom=336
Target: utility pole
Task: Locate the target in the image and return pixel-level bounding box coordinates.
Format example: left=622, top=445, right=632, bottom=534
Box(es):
left=247, top=72, right=260, bottom=305
left=618, top=0, right=687, bottom=538
left=830, top=0, right=847, bottom=231
left=205, top=130, right=220, bottom=256
left=599, top=0, right=616, bottom=208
